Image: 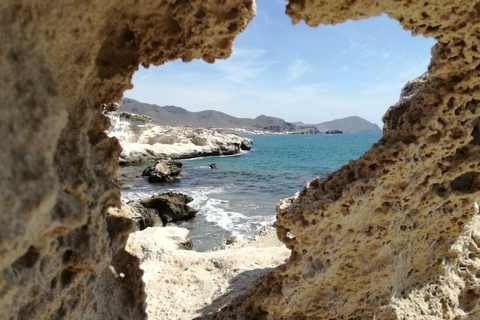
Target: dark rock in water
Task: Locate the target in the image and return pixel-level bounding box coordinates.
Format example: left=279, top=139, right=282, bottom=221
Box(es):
left=126, top=192, right=198, bottom=229
left=325, top=129, right=343, bottom=134
left=126, top=201, right=163, bottom=230
left=292, top=128, right=319, bottom=135
left=209, top=163, right=217, bottom=169
left=142, top=157, right=183, bottom=183
left=241, top=138, right=253, bottom=150
left=113, top=174, right=130, bottom=190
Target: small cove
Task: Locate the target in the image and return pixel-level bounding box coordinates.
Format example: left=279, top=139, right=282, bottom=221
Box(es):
left=118, top=132, right=382, bottom=251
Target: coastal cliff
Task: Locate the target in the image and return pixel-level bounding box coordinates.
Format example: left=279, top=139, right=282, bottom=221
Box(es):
left=2, top=1, right=480, bottom=320
left=106, top=111, right=253, bottom=165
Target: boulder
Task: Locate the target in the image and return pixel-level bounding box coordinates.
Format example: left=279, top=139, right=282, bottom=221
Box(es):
left=125, top=201, right=163, bottom=230
left=240, top=138, right=253, bottom=150
left=127, top=192, right=198, bottom=227
left=113, top=174, right=130, bottom=190
left=142, top=158, right=183, bottom=183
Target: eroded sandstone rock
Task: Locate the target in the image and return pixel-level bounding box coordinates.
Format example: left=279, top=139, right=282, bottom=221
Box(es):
left=127, top=225, right=290, bottom=320
left=200, top=1, right=480, bottom=319
left=0, top=0, right=255, bottom=319
left=4, top=0, right=480, bottom=319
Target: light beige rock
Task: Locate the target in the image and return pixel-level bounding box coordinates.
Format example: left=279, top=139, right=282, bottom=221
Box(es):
left=127, top=226, right=290, bottom=320
left=129, top=226, right=191, bottom=252
left=211, top=224, right=285, bottom=251
left=0, top=0, right=255, bottom=319
left=4, top=0, right=480, bottom=319
left=200, top=1, right=480, bottom=319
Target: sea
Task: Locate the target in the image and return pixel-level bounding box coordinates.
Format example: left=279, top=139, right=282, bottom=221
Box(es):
left=118, top=132, right=382, bottom=252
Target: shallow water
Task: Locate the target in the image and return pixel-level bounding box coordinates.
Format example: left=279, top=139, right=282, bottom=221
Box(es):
left=119, top=132, right=382, bottom=251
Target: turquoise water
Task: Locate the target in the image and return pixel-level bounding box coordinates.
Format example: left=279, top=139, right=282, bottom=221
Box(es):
left=183, top=132, right=381, bottom=173
left=119, top=132, right=382, bottom=251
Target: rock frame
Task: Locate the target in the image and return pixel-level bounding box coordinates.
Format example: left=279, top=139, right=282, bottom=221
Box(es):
left=2, top=0, right=480, bottom=319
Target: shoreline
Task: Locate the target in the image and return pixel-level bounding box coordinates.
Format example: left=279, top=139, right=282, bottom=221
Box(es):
left=125, top=221, right=290, bottom=320
left=106, top=112, right=253, bottom=166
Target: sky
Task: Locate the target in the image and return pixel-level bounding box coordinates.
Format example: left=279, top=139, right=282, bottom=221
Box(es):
left=126, top=0, right=437, bottom=127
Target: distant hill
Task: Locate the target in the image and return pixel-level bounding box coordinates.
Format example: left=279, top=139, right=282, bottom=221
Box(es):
left=120, top=98, right=379, bottom=133
left=120, top=98, right=250, bottom=128
left=120, top=98, right=311, bottom=133
left=315, top=116, right=381, bottom=132
left=250, top=115, right=296, bottom=132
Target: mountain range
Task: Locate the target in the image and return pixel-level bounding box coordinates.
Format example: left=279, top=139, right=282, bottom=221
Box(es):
left=120, top=98, right=381, bottom=133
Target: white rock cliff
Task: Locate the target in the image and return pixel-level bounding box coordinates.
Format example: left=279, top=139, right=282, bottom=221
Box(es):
left=107, top=111, right=253, bottom=164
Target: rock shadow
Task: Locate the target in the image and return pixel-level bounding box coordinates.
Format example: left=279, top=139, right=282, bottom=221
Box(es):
left=194, top=267, right=277, bottom=318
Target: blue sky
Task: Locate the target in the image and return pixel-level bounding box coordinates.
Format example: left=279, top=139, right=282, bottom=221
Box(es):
left=126, top=0, right=436, bottom=127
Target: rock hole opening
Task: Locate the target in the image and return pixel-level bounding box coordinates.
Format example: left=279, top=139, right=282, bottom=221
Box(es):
left=451, top=172, right=477, bottom=193
left=12, top=246, right=40, bottom=270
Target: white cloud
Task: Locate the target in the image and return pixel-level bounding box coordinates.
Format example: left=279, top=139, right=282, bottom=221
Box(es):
left=287, top=59, right=309, bottom=82
left=214, top=48, right=277, bottom=85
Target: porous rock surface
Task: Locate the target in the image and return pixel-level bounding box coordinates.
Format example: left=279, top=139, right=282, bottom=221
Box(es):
left=0, top=0, right=255, bottom=319
left=200, top=1, right=480, bottom=319
left=4, top=0, right=480, bottom=319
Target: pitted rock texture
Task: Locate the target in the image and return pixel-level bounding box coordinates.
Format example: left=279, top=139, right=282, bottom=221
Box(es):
left=200, top=1, right=480, bottom=320
left=0, top=0, right=255, bottom=319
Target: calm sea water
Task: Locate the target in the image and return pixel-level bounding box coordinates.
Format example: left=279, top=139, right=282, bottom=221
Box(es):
left=118, top=132, right=382, bottom=251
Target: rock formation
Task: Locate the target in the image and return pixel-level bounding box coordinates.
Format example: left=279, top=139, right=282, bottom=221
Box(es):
left=0, top=0, right=255, bottom=319
left=127, top=192, right=198, bottom=228
left=142, top=158, right=183, bottom=183
left=127, top=225, right=290, bottom=319
left=240, top=139, right=253, bottom=150
left=200, top=1, right=480, bottom=319
left=4, top=0, right=480, bottom=319
left=106, top=111, right=253, bottom=165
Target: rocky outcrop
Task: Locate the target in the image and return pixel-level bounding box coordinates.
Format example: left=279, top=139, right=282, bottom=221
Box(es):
left=200, top=1, right=480, bottom=320
left=0, top=0, right=255, bottom=319
left=325, top=129, right=343, bottom=134
left=127, top=193, right=198, bottom=228
left=291, top=128, right=319, bottom=135
left=142, top=158, right=183, bottom=183
left=240, top=139, right=253, bottom=150
left=106, top=111, right=254, bottom=165
left=127, top=225, right=290, bottom=320
left=113, top=174, right=130, bottom=190
left=125, top=200, right=163, bottom=230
